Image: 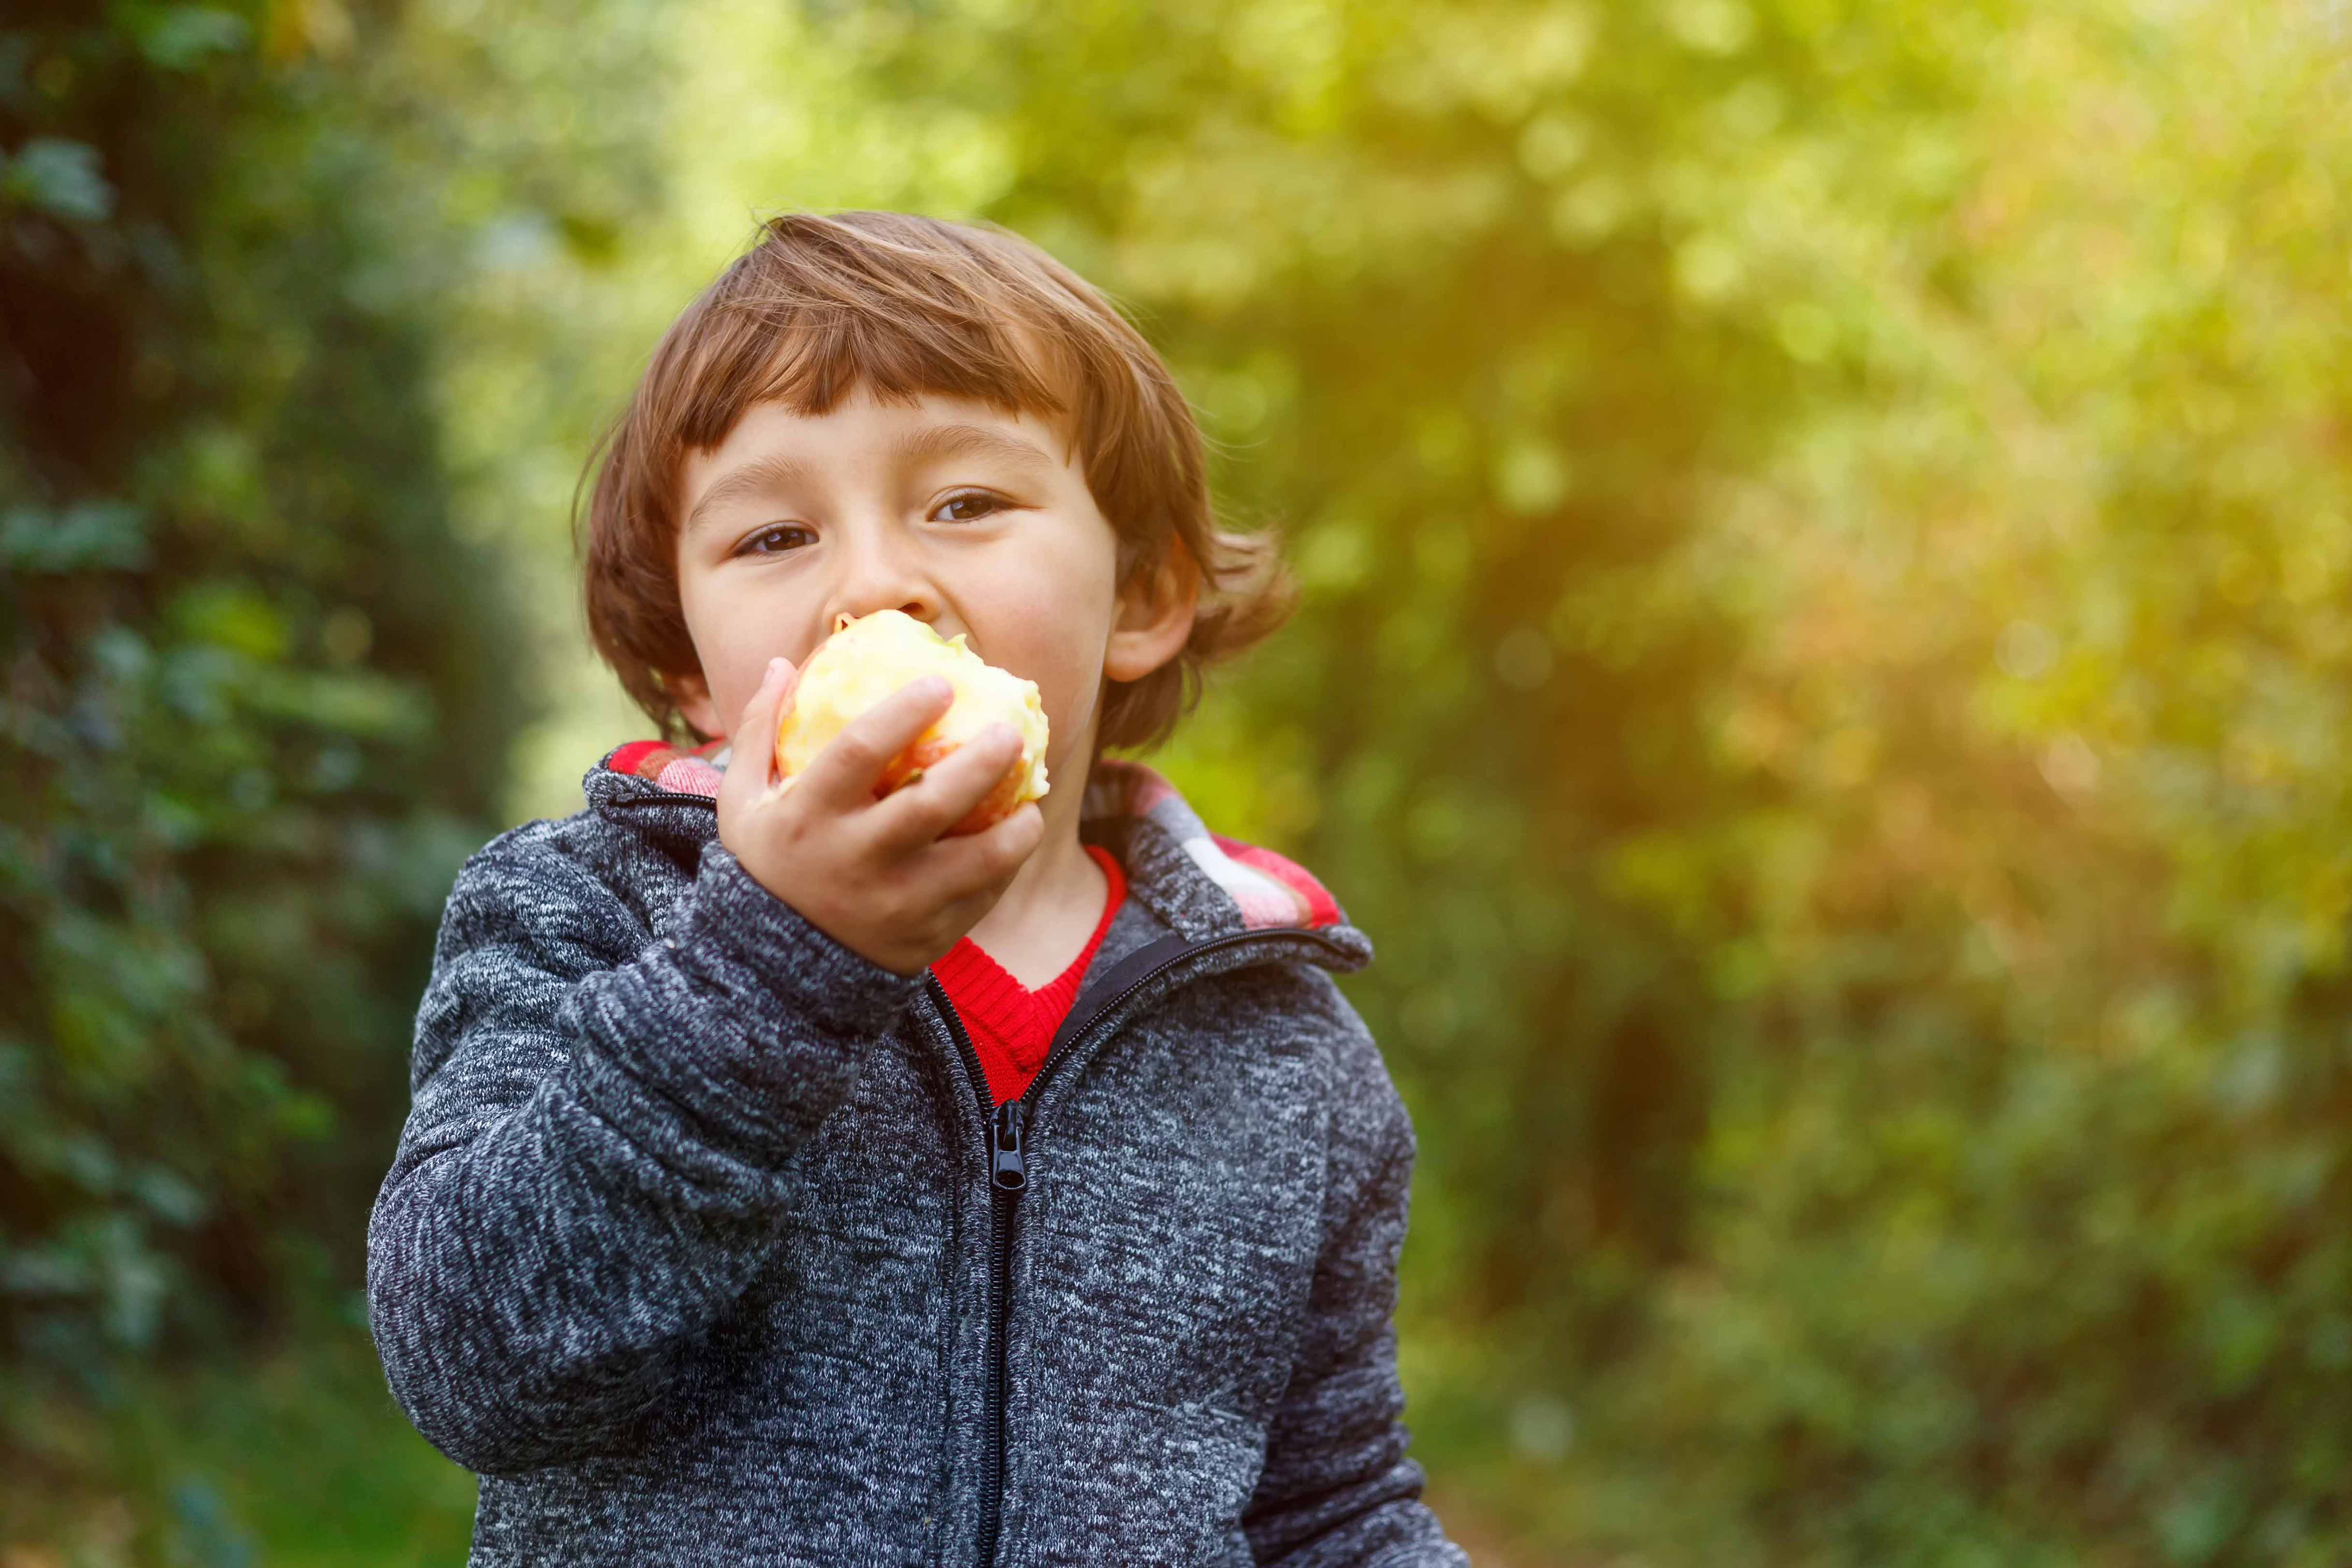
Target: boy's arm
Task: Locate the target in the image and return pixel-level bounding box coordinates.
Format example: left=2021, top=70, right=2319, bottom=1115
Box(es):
left=365, top=832, right=925, bottom=1477
left=1242, top=988, right=1472, bottom=1568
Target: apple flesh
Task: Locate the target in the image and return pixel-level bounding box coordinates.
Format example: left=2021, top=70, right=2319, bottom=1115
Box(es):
left=772, top=608, right=1050, bottom=836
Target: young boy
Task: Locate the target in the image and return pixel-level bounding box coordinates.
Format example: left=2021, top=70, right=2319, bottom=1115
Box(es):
left=367, top=210, right=1467, bottom=1567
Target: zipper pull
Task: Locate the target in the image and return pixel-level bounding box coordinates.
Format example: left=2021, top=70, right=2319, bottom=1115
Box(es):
left=991, top=1100, right=1028, bottom=1193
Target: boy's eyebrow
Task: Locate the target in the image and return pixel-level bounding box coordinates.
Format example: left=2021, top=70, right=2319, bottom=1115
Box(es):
left=888, top=421, right=1060, bottom=475
left=683, top=452, right=816, bottom=537
left=682, top=423, right=1058, bottom=538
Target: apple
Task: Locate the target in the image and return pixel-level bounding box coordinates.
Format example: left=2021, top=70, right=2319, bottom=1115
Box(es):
left=772, top=608, right=1050, bottom=836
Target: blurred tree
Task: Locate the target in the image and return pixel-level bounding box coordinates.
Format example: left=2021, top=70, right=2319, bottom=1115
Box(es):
left=0, top=0, right=525, bottom=1494
left=1583, top=2, right=2352, bottom=1559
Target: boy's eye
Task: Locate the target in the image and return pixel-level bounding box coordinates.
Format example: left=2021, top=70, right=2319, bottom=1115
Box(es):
left=933, top=490, right=1006, bottom=523
left=736, top=525, right=811, bottom=556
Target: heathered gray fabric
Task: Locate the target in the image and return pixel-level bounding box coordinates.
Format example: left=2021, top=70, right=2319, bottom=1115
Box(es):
left=367, top=751, right=1469, bottom=1567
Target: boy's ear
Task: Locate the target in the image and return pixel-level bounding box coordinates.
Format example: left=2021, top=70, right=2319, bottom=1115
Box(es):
left=667, top=668, right=722, bottom=740
left=1103, top=537, right=1200, bottom=684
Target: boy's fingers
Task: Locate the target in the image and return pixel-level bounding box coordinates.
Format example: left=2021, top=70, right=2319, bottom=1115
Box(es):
left=917, top=798, right=1046, bottom=900
left=795, top=676, right=955, bottom=813
left=866, top=722, right=1026, bottom=853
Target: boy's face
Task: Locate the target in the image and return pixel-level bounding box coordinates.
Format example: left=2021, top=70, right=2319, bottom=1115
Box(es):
left=666, top=384, right=1194, bottom=796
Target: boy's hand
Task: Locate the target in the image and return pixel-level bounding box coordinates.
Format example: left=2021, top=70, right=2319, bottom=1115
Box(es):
left=714, top=656, right=1047, bottom=978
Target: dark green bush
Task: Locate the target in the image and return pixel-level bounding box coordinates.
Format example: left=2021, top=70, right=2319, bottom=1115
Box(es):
left=1, top=0, right=522, bottom=1479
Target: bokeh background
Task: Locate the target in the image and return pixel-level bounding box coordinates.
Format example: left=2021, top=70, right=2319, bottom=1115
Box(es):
left=8, top=0, right=2352, bottom=1562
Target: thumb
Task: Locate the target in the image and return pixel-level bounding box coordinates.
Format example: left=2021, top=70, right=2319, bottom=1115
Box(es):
left=726, top=655, right=800, bottom=798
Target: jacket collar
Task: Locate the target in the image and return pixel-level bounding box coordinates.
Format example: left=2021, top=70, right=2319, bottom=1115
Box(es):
left=582, top=740, right=1372, bottom=970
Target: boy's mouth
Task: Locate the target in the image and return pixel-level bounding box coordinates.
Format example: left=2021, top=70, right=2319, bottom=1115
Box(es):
left=827, top=609, right=975, bottom=655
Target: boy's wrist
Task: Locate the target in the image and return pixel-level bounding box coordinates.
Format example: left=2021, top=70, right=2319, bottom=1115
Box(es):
left=674, top=837, right=928, bottom=1038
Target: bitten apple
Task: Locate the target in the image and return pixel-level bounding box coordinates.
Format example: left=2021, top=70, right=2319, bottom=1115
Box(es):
left=771, top=608, right=1051, bottom=836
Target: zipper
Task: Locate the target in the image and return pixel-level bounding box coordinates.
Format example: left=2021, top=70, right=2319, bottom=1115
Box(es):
left=979, top=1094, right=1023, bottom=1566
left=928, top=992, right=1019, bottom=1568
left=922, top=920, right=1356, bottom=1568
left=606, top=790, right=718, bottom=810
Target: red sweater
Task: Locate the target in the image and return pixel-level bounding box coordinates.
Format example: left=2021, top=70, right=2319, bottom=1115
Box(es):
left=931, top=843, right=1126, bottom=1106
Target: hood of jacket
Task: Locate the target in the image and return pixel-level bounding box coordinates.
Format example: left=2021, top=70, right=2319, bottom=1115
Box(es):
left=582, top=736, right=1374, bottom=972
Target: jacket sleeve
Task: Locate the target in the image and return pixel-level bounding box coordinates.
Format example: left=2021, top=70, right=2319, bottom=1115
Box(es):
left=1242, top=990, right=1471, bottom=1568
left=365, top=832, right=926, bottom=1477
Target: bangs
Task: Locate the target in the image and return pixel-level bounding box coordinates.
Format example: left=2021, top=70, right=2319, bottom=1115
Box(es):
left=664, top=236, right=1084, bottom=460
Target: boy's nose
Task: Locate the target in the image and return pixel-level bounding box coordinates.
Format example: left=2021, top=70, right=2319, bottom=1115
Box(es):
left=823, top=526, right=939, bottom=639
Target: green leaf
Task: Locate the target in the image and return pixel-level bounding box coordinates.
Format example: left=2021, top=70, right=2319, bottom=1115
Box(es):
left=0, top=502, right=152, bottom=573
left=117, top=4, right=255, bottom=71
left=168, top=581, right=289, bottom=662
left=0, top=137, right=116, bottom=223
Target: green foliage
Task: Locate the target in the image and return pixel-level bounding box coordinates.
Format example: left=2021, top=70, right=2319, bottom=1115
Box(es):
left=0, top=0, right=524, bottom=1502
left=4, top=1315, right=473, bottom=1566
left=13, top=0, right=2352, bottom=1560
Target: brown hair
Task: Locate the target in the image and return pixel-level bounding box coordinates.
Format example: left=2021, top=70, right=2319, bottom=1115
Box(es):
left=573, top=209, right=1298, bottom=762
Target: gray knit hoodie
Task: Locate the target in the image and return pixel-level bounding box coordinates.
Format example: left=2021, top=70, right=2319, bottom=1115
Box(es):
left=366, top=740, right=1468, bottom=1567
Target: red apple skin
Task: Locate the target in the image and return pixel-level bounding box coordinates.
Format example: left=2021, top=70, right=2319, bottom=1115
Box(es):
left=939, top=759, right=1027, bottom=837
